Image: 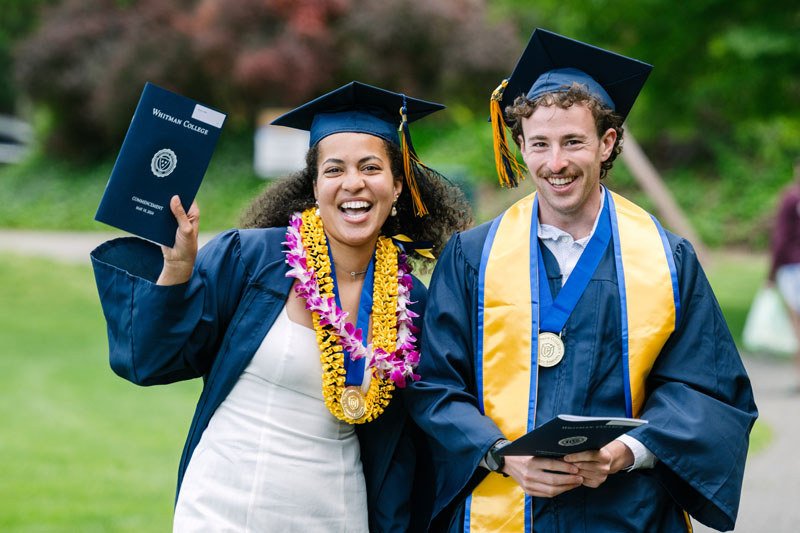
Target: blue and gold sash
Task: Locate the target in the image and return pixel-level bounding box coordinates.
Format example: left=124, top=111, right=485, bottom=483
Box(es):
left=467, top=188, right=680, bottom=532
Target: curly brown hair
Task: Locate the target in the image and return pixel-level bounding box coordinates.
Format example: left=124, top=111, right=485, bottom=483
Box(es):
left=239, top=138, right=472, bottom=270
left=505, top=83, right=625, bottom=180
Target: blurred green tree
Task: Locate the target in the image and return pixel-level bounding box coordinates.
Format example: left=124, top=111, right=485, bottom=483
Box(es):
left=490, top=0, right=800, bottom=248
left=9, top=0, right=800, bottom=250
left=493, top=0, right=800, bottom=169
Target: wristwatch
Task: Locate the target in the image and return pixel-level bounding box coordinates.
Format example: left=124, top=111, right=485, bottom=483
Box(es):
left=486, top=439, right=511, bottom=475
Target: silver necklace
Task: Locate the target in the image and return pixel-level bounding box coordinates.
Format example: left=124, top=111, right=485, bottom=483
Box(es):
left=335, top=263, right=367, bottom=279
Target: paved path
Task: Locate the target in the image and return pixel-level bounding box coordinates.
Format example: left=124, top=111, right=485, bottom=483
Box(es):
left=2, top=230, right=798, bottom=532
left=694, top=354, right=800, bottom=532
left=0, top=229, right=214, bottom=265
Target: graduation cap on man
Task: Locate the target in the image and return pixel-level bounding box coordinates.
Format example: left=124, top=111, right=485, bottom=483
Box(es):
left=271, top=81, right=444, bottom=216
left=490, top=28, right=653, bottom=187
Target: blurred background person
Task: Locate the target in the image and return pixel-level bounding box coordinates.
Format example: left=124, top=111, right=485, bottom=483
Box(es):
left=768, top=155, right=800, bottom=381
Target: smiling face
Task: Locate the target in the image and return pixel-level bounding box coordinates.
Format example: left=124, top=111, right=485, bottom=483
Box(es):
left=313, top=132, right=402, bottom=258
left=518, top=103, right=616, bottom=238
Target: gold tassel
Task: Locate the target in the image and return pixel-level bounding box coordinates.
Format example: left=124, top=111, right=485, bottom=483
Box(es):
left=490, top=79, right=527, bottom=188
left=399, top=103, right=430, bottom=217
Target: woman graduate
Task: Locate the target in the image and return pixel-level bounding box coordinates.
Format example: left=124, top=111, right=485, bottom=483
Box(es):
left=90, top=81, right=470, bottom=532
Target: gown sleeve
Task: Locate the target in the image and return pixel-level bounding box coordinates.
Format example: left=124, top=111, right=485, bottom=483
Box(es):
left=626, top=235, right=758, bottom=530
left=90, top=230, right=249, bottom=386
left=404, top=231, right=506, bottom=521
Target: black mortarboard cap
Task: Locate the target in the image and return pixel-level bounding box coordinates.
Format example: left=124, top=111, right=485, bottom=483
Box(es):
left=271, top=81, right=445, bottom=216
left=499, top=28, right=653, bottom=121
left=271, top=81, right=444, bottom=148
left=490, top=28, right=653, bottom=187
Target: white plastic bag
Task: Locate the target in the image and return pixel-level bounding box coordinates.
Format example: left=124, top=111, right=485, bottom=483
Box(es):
left=742, top=285, right=798, bottom=356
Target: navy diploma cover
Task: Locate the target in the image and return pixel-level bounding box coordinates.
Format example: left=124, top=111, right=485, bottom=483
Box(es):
left=95, top=83, right=226, bottom=247
left=498, top=415, right=647, bottom=457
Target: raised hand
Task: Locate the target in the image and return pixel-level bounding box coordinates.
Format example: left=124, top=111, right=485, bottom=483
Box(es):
left=157, top=195, right=200, bottom=286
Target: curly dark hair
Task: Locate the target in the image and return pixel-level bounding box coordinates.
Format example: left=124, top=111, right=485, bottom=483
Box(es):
left=239, top=138, right=472, bottom=270
left=505, top=83, right=625, bottom=180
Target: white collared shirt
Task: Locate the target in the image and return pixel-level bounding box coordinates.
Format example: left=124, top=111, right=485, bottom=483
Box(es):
left=537, top=191, right=657, bottom=471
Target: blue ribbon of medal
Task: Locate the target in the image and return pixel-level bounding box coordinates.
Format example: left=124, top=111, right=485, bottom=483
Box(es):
left=534, top=189, right=612, bottom=349
left=328, top=245, right=375, bottom=388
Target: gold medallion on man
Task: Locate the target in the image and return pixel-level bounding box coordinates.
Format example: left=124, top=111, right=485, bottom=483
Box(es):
left=538, top=331, right=564, bottom=367
left=341, top=387, right=366, bottom=420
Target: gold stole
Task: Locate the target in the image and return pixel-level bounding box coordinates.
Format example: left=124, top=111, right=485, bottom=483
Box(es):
left=469, top=190, right=678, bottom=532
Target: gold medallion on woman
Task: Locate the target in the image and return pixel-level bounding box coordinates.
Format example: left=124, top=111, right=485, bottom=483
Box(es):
left=341, top=387, right=367, bottom=420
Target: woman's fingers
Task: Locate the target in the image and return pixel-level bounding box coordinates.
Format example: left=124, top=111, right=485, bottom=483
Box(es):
left=169, top=196, right=200, bottom=243
left=158, top=196, right=200, bottom=285
left=171, top=196, right=199, bottom=232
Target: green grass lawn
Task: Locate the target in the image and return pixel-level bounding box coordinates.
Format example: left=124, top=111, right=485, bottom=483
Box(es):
left=0, top=249, right=772, bottom=530
left=0, top=135, right=268, bottom=233
left=0, top=253, right=198, bottom=531
left=704, top=251, right=772, bottom=455
left=704, top=250, right=768, bottom=348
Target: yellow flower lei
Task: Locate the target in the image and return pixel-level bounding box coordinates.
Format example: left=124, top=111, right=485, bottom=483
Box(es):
left=299, top=208, right=397, bottom=423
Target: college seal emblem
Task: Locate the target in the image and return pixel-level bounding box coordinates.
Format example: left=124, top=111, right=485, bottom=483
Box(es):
left=151, top=148, right=177, bottom=178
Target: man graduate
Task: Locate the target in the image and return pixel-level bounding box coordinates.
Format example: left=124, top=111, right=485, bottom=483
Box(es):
left=406, top=29, right=757, bottom=532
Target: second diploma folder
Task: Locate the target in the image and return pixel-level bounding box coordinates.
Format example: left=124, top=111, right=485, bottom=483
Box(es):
left=498, top=415, right=647, bottom=457
left=95, top=82, right=226, bottom=247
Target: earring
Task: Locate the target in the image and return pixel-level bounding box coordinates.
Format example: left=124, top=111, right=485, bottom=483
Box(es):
left=391, top=195, right=398, bottom=217
left=315, top=200, right=320, bottom=217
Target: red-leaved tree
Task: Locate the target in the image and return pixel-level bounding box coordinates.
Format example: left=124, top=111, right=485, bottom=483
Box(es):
left=14, top=0, right=520, bottom=157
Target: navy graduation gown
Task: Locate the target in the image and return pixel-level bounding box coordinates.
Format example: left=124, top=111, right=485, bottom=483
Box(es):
left=91, top=228, right=433, bottom=533
left=405, top=220, right=757, bottom=532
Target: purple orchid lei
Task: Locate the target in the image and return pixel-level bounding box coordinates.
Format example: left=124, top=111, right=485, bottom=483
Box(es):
left=283, top=212, right=421, bottom=387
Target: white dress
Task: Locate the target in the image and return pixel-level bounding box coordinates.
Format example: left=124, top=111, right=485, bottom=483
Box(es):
left=173, top=306, right=369, bottom=532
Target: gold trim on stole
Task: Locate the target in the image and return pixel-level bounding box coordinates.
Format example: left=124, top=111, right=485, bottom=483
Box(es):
left=471, top=191, right=677, bottom=531
left=610, top=191, right=676, bottom=417
left=471, top=193, right=536, bottom=531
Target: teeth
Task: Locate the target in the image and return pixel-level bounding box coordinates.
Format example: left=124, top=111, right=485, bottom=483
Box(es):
left=549, top=176, right=575, bottom=186
left=340, top=201, right=371, bottom=209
